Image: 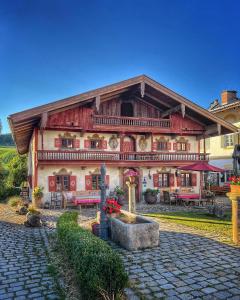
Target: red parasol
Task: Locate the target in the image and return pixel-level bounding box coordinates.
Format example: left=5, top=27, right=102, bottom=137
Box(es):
left=178, top=162, right=224, bottom=200
left=178, top=162, right=224, bottom=173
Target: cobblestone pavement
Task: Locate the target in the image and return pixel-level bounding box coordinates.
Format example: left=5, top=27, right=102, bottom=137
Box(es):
left=112, top=219, right=240, bottom=300
left=0, top=204, right=61, bottom=300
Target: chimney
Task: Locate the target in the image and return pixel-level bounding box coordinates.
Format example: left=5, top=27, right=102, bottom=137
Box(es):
left=221, top=90, right=237, bottom=105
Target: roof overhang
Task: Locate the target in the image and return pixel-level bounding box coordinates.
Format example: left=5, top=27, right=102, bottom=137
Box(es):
left=8, top=75, right=238, bottom=154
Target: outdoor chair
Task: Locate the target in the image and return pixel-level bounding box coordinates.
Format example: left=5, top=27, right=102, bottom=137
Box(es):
left=50, top=192, right=63, bottom=209
left=163, top=191, right=177, bottom=205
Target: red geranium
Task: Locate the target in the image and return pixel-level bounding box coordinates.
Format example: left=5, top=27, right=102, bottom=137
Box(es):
left=103, top=198, right=122, bottom=214
left=229, top=176, right=240, bottom=185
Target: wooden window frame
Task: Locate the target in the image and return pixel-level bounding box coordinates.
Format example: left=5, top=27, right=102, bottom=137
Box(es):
left=224, top=134, right=234, bottom=147
left=157, top=141, right=168, bottom=151
left=158, top=173, right=170, bottom=188
left=55, top=175, right=70, bottom=191
left=177, top=142, right=187, bottom=151
left=61, top=138, right=74, bottom=149
left=90, top=139, right=102, bottom=149
left=91, top=174, right=102, bottom=190
left=181, top=173, right=192, bottom=187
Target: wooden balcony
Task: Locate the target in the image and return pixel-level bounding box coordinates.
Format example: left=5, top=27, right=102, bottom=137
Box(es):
left=37, top=150, right=209, bottom=167
left=92, top=115, right=172, bottom=133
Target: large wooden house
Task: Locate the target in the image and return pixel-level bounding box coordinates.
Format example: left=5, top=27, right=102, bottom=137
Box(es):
left=8, top=75, right=237, bottom=202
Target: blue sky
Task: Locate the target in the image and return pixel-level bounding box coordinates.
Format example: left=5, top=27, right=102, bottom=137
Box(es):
left=0, top=0, right=240, bottom=133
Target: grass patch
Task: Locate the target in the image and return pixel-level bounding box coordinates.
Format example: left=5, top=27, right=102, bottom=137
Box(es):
left=145, top=211, right=232, bottom=243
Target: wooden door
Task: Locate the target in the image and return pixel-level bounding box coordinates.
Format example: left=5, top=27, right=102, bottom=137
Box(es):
left=122, top=136, right=135, bottom=152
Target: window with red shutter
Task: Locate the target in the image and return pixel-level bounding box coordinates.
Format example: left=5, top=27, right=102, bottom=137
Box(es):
left=152, top=142, right=157, bottom=151
left=176, top=176, right=181, bottom=187
left=102, top=140, right=107, bottom=149
left=54, top=138, right=61, bottom=148
left=153, top=174, right=159, bottom=187
left=70, top=176, right=77, bottom=191
left=191, top=174, right=197, bottom=186
left=173, top=143, right=177, bottom=150
left=84, top=140, right=91, bottom=148
left=85, top=175, right=92, bottom=190
left=169, top=174, right=175, bottom=187
left=167, top=143, right=171, bottom=150
left=73, top=139, right=80, bottom=148
left=48, top=176, right=56, bottom=192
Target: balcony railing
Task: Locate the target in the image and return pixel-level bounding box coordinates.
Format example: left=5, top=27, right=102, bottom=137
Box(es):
left=93, top=115, right=171, bottom=128
left=37, top=150, right=209, bottom=162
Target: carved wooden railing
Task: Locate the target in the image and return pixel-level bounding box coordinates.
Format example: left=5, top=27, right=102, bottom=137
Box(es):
left=93, top=115, right=171, bottom=128
left=37, top=150, right=209, bottom=162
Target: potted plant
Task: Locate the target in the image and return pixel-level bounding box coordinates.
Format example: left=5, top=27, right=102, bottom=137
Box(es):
left=114, top=186, right=125, bottom=205
left=103, top=198, right=122, bottom=218
left=24, top=205, right=42, bottom=227
left=143, top=188, right=159, bottom=204
left=32, top=186, right=44, bottom=208
left=229, top=176, right=240, bottom=193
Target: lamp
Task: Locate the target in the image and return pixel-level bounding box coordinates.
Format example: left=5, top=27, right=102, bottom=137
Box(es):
left=148, top=169, right=152, bottom=179
left=142, top=177, right=147, bottom=185
left=175, top=169, right=181, bottom=177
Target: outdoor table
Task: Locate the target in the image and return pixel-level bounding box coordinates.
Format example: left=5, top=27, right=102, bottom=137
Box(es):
left=175, top=193, right=200, bottom=206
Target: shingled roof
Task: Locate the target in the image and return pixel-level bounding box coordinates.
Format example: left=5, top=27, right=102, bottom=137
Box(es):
left=8, top=75, right=238, bottom=154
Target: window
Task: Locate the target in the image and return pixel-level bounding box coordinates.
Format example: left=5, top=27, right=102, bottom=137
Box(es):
left=158, top=173, right=169, bottom=187
left=61, top=138, right=74, bottom=149
left=157, top=142, right=168, bottom=151
left=90, top=140, right=102, bottom=149
left=121, top=102, right=134, bottom=117
left=91, top=174, right=102, bottom=190
left=56, top=175, right=70, bottom=191
left=224, top=134, right=234, bottom=147
left=181, top=173, right=191, bottom=187
left=177, top=142, right=187, bottom=151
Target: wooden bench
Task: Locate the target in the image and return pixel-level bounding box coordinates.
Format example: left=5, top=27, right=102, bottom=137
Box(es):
left=210, top=186, right=230, bottom=196
left=63, top=190, right=100, bottom=210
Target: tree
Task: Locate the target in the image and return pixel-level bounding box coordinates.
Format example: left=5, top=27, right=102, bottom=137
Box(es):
left=6, top=154, right=27, bottom=187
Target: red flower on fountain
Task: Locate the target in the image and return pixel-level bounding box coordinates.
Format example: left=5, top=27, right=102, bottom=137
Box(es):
left=103, top=198, right=122, bottom=215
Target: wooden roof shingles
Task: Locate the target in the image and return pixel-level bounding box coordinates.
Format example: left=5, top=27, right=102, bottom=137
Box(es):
left=8, top=75, right=238, bottom=154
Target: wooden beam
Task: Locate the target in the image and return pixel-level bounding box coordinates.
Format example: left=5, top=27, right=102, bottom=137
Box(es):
left=181, top=104, right=185, bottom=118
left=217, top=124, right=221, bottom=135
left=144, top=92, right=172, bottom=108
left=134, top=96, right=163, bottom=112
left=95, top=95, right=100, bottom=112
left=140, top=81, right=145, bottom=98
left=161, top=104, right=181, bottom=118
left=205, top=124, right=219, bottom=136
left=40, top=112, right=48, bottom=129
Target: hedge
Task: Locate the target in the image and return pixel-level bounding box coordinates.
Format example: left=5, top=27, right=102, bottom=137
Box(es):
left=57, top=211, right=128, bottom=299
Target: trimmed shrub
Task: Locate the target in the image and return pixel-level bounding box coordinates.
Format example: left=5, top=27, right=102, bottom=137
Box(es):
left=57, top=211, right=128, bottom=300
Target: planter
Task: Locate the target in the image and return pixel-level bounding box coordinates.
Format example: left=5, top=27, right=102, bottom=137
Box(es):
left=110, top=210, right=159, bottom=250
left=25, top=212, right=41, bottom=227
left=33, top=197, right=42, bottom=208
left=117, top=195, right=125, bottom=206
left=230, top=185, right=240, bottom=193
left=144, top=193, right=157, bottom=204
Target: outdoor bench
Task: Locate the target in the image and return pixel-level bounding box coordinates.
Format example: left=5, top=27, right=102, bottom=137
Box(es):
left=63, top=190, right=100, bottom=210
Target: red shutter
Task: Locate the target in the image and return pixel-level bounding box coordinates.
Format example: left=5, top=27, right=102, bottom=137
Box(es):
left=102, top=140, right=107, bottom=149
left=105, top=175, right=110, bottom=187
left=191, top=174, right=197, bottom=186
left=73, top=139, right=80, bottom=148
left=187, top=143, right=191, bottom=151
left=169, top=174, right=175, bottom=187
left=84, top=140, right=90, bottom=148
left=54, top=138, right=61, bottom=148
left=152, top=142, right=157, bottom=151
left=167, top=142, right=171, bottom=150
left=85, top=175, right=92, bottom=190
left=153, top=174, right=159, bottom=187
left=177, top=176, right=181, bottom=187
left=48, top=176, right=56, bottom=192
left=70, top=176, right=77, bottom=191
left=173, top=143, right=177, bottom=150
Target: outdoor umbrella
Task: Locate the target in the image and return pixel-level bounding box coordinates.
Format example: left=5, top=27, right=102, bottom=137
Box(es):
left=177, top=162, right=224, bottom=200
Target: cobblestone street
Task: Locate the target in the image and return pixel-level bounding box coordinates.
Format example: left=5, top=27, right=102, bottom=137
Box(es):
left=0, top=204, right=60, bottom=300
left=113, top=219, right=240, bottom=300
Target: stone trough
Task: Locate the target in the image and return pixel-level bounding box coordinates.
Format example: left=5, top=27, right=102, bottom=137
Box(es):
left=110, top=210, right=159, bottom=250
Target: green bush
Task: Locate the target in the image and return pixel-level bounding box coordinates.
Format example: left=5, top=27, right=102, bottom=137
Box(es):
left=8, top=196, right=22, bottom=207
left=57, top=212, right=128, bottom=300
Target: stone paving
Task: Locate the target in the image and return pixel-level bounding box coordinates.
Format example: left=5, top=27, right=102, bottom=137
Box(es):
left=0, top=204, right=60, bottom=300
left=112, top=219, right=240, bottom=300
